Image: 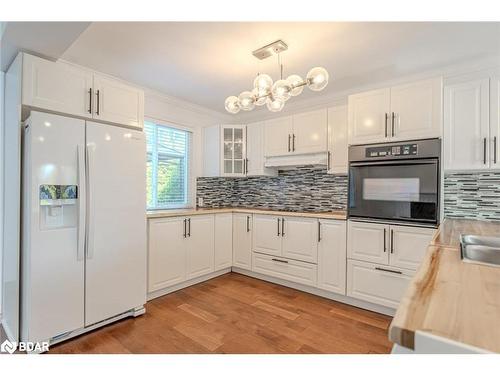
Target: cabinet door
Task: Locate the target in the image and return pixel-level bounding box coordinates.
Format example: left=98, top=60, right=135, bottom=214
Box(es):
left=347, top=260, right=414, bottom=309
left=347, top=221, right=389, bottom=264
left=22, top=54, right=93, bottom=119
left=281, top=217, right=318, bottom=263
left=247, top=122, right=277, bottom=176
left=186, top=215, right=215, bottom=279
left=327, top=105, right=348, bottom=174
left=252, top=214, right=282, bottom=257
left=264, top=116, right=293, bottom=156
left=221, top=125, right=247, bottom=176
left=444, top=78, right=490, bottom=170
left=490, top=72, right=500, bottom=169
left=148, top=218, right=186, bottom=292
left=292, top=109, right=328, bottom=154
left=389, top=225, right=435, bottom=270
left=93, top=74, right=144, bottom=129
left=390, top=78, right=442, bottom=141
left=214, top=213, right=233, bottom=271
left=348, top=88, right=391, bottom=145
left=317, top=220, right=347, bottom=295
left=233, top=213, right=253, bottom=270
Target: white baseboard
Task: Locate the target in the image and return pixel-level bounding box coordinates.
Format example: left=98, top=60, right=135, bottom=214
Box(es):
left=147, top=268, right=231, bottom=301
left=232, top=267, right=396, bottom=317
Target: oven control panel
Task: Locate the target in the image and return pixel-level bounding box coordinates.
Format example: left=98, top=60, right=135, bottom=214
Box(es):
left=365, top=143, right=418, bottom=158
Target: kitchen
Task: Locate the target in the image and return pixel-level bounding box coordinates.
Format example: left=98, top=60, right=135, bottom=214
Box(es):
left=1, top=12, right=500, bottom=370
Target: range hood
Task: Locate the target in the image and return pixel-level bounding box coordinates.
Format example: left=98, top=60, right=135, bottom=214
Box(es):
left=264, top=152, right=328, bottom=169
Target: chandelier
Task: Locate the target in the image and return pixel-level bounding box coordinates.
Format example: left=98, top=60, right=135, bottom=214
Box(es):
left=224, top=40, right=329, bottom=114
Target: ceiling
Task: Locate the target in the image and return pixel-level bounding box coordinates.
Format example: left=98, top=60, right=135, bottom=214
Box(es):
left=3, top=22, right=500, bottom=117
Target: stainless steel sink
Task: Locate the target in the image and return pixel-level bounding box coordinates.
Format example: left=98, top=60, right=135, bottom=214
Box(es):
left=460, top=235, right=500, bottom=267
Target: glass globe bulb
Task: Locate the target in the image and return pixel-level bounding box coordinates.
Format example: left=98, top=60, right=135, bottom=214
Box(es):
left=253, top=73, right=273, bottom=91
left=252, top=87, right=268, bottom=106
left=306, top=67, right=329, bottom=91
left=272, top=79, right=291, bottom=102
left=266, top=97, right=284, bottom=112
left=238, top=91, right=256, bottom=111
left=224, top=96, right=240, bottom=114
left=287, top=74, right=304, bottom=97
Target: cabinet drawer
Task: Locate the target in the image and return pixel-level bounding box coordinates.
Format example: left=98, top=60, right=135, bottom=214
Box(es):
left=347, top=259, right=414, bottom=309
left=252, top=253, right=317, bottom=287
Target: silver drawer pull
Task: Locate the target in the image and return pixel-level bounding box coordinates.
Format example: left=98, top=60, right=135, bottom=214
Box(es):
left=272, top=258, right=289, bottom=264
left=375, top=267, right=402, bottom=275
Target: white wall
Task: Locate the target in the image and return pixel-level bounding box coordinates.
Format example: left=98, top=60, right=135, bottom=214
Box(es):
left=0, top=70, right=4, bottom=316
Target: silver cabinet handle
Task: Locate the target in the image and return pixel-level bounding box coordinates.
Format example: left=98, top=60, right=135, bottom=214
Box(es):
left=246, top=216, right=250, bottom=232
left=96, top=89, right=100, bottom=115
left=318, top=221, right=321, bottom=242
left=384, top=113, right=389, bottom=138
left=390, top=229, right=394, bottom=254
left=246, top=158, right=249, bottom=174
left=327, top=151, right=331, bottom=170
left=183, top=219, right=186, bottom=238
left=281, top=217, right=285, bottom=237
left=391, top=112, right=395, bottom=137
left=77, top=145, right=86, bottom=261
left=288, top=134, right=291, bottom=152
left=88, top=88, right=93, bottom=114
left=292, top=134, right=296, bottom=152
left=272, top=258, right=289, bottom=264
left=277, top=218, right=281, bottom=236
left=187, top=218, right=191, bottom=237
left=494, top=136, right=497, bottom=164
left=375, top=267, right=402, bottom=275
left=484, top=137, right=487, bottom=165
left=383, top=228, right=386, bottom=252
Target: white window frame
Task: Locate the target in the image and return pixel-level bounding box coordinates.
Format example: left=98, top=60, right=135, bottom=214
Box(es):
left=146, top=118, right=193, bottom=210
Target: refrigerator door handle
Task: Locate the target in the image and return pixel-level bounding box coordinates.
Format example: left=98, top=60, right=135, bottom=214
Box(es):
left=77, top=145, right=86, bottom=261
left=86, top=143, right=95, bottom=260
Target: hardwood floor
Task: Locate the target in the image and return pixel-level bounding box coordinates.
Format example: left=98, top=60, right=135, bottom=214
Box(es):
left=44, top=273, right=393, bottom=354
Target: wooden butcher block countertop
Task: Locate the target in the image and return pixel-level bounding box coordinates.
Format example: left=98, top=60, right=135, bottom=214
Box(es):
left=147, top=207, right=347, bottom=220
left=389, top=218, right=500, bottom=353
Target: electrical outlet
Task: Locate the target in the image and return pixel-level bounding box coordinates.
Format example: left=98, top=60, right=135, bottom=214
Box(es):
left=197, top=197, right=204, bottom=207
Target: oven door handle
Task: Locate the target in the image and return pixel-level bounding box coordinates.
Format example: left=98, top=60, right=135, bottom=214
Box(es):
left=349, top=159, right=438, bottom=167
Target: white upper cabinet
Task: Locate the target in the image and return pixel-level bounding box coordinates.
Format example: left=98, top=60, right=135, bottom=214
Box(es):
left=93, top=74, right=144, bottom=129
left=444, top=77, right=490, bottom=170
left=20, top=53, right=144, bottom=129
left=490, top=71, right=500, bottom=169
left=292, top=109, right=328, bottom=154
left=348, top=88, right=391, bottom=145
left=348, top=78, right=443, bottom=145
left=327, top=105, right=348, bottom=174
left=221, top=125, right=247, bottom=177
left=246, top=122, right=277, bottom=176
left=264, top=116, right=293, bottom=157
left=22, top=54, right=93, bottom=119
left=390, top=78, right=442, bottom=140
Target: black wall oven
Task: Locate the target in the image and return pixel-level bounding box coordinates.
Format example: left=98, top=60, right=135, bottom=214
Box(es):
left=348, top=138, right=440, bottom=226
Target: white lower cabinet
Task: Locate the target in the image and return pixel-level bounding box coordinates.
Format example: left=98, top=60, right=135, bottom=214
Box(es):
left=233, top=213, right=253, bottom=270
left=252, top=214, right=282, bottom=257
left=281, top=217, right=318, bottom=263
left=348, top=221, right=389, bottom=264
left=185, top=215, right=215, bottom=279
left=148, top=217, right=187, bottom=292
left=214, top=213, right=233, bottom=271
left=148, top=214, right=214, bottom=293
left=347, top=260, right=415, bottom=309
left=389, top=225, right=435, bottom=270
left=252, top=253, right=317, bottom=287
left=317, top=220, right=347, bottom=295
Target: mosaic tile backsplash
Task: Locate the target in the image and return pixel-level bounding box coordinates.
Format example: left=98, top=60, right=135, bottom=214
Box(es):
left=197, top=166, right=348, bottom=212
left=444, top=172, right=500, bottom=221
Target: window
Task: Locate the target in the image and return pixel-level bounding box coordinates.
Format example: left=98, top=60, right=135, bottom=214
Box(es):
left=145, top=121, right=192, bottom=209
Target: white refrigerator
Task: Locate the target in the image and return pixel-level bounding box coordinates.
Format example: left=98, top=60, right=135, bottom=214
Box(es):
left=21, top=111, right=147, bottom=344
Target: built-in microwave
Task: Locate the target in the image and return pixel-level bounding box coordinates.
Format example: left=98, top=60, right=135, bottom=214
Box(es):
left=348, top=138, right=441, bottom=226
